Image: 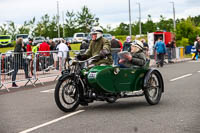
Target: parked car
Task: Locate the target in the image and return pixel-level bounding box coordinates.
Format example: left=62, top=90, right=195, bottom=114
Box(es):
left=103, top=33, right=112, bottom=41
left=73, top=33, right=87, bottom=43
left=33, top=37, right=45, bottom=45
left=0, top=35, right=12, bottom=47
left=16, top=34, right=29, bottom=45
left=65, top=37, right=74, bottom=44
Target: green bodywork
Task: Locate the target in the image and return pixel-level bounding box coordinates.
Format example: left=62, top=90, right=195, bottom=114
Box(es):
left=0, top=35, right=12, bottom=46
left=87, top=62, right=149, bottom=93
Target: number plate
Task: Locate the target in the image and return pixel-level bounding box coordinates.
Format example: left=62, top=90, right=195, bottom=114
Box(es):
left=88, top=72, right=97, bottom=79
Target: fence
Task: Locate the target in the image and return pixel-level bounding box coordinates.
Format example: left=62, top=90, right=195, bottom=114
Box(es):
left=0, top=50, right=75, bottom=92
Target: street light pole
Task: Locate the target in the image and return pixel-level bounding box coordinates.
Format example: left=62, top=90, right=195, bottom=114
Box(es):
left=170, top=1, right=176, bottom=32
left=62, top=11, right=65, bottom=38
left=137, top=2, right=142, bottom=36
left=57, top=1, right=60, bottom=38
left=128, top=0, right=132, bottom=38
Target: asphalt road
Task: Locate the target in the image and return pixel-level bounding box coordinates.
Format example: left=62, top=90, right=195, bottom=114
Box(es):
left=0, top=60, right=200, bottom=133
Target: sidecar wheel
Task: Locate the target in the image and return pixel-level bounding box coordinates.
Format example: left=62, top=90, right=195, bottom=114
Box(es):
left=144, top=70, right=163, bottom=105
left=54, top=76, right=80, bottom=112
left=106, top=97, right=117, bottom=103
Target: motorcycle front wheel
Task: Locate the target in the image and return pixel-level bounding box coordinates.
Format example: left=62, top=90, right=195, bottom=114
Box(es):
left=54, top=76, right=80, bottom=112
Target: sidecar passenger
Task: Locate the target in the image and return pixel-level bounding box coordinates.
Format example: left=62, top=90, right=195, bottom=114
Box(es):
left=118, top=40, right=146, bottom=68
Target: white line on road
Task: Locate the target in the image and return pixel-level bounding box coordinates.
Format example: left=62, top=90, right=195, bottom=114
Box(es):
left=18, top=110, right=85, bottom=133
left=40, top=89, right=55, bottom=93
left=170, top=74, right=192, bottom=82
left=198, top=71, right=200, bottom=73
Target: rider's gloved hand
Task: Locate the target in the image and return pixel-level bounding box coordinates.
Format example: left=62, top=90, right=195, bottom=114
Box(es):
left=76, top=54, right=87, bottom=61
left=99, top=49, right=110, bottom=58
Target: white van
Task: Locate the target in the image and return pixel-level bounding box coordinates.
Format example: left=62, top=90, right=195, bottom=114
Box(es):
left=73, top=33, right=87, bottom=43
left=16, top=34, right=29, bottom=45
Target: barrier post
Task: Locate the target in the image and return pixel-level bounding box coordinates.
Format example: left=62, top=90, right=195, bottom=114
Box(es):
left=0, top=53, right=10, bottom=92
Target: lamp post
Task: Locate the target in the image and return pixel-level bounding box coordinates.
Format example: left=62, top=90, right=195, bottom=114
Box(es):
left=136, top=2, right=142, bottom=36
left=57, top=1, right=60, bottom=38
left=62, top=11, right=65, bottom=38
left=128, top=0, right=132, bottom=38
left=170, top=1, right=176, bottom=32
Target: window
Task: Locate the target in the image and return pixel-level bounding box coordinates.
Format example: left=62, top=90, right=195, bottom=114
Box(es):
left=0, top=36, right=10, bottom=39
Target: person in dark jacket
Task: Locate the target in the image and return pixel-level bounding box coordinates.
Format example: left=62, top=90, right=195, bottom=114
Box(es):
left=12, top=38, right=30, bottom=88
left=111, top=36, right=121, bottom=65
left=122, top=36, right=132, bottom=51
left=195, top=37, right=200, bottom=60
left=118, top=40, right=146, bottom=68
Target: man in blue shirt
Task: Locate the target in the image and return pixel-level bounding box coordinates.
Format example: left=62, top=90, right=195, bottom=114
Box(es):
left=154, top=37, right=167, bottom=67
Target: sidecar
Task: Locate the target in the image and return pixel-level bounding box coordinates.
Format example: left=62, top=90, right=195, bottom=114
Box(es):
left=55, top=59, right=164, bottom=112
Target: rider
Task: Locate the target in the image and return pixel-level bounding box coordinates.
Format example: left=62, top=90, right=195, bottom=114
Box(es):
left=118, top=40, right=146, bottom=68
left=77, top=26, right=113, bottom=66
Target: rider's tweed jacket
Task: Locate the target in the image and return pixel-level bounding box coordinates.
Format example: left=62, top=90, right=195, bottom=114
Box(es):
left=85, top=37, right=113, bottom=65
left=123, top=50, right=146, bottom=67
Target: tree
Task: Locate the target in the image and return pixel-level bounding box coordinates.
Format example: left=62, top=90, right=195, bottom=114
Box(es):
left=176, top=18, right=200, bottom=45
left=143, top=15, right=156, bottom=33
left=65, top=11, right=78, bottom=37
left=114, top=22, right=129, bottom=35
left=7, top=21, right=17, bottom=40
left=18, top=21, right=31, bottom=34
left=0, top=24, right=8, bottom=35
left=76, top=6, right=95, bottom=33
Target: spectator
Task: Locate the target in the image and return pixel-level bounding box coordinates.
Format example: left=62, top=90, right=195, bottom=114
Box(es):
left=39, top=41, right=50, bottom=70
left=166, top=38, right=176, bottom=63
left=57, top=39, right=69, bottom=71
left=195, top=37, right=200, bottom=60
left=49, top=40, right=56, bottom=66
left=154, top=37, right=167, bottom=67
left=123, top=36, right=132, bottom=51
left=80, top=39, right=89, bottom=54
left=141, top=39, right=149, bottom=57
left=111, top=36, right=121, bottom=65
left=12, top=38, right=30, bottom=88
left=192, top=37, right=199, bottom=60
left=26, top=40, right=32, bottom=55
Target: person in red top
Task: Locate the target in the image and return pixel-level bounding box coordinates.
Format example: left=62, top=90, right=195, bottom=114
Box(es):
left=38, top=41, right=50, bottom=71
left=26, top=40, right=32, bottom=55
left=39, top=41, right=50, bottom=56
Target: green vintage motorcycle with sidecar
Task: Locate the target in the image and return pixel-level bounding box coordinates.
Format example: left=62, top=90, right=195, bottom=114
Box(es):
left=54, top=55, right=164, bottom=112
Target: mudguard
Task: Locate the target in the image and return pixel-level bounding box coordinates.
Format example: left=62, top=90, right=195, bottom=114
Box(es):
left=143, top=68, right=164, bottom=92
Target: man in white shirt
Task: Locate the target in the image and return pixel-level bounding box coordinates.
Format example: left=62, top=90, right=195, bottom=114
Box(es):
left=57, top=39, right=69, bottom=71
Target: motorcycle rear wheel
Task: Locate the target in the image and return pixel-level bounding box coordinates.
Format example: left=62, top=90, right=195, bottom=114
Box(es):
left=144, top=70, right=163, bottom=105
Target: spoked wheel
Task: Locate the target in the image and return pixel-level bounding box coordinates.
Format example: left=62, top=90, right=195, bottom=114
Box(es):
left=105, top=96, right=118, bottom=103
left=54, top=76, right=80, bottom=112
left=144, top=70, right=163, bottom=105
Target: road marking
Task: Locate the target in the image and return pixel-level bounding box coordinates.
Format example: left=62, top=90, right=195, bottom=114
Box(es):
left=18, top=110, right=85, bottom=133
left=198, top=71, right=200, bottom=73
left=40, top=89, right=55, bottom=93
left=170, top=74, right=192, bottom=82
left=189, top=60, right=200, bottom=63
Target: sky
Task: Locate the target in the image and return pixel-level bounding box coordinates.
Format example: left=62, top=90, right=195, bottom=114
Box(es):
left=1, top=0, right=200, bottom=28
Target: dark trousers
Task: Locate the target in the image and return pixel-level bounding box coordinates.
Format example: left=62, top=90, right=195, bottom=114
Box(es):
left=12, top=60, right=29, bottom=83
left=157, top=53, right=165, bottom=67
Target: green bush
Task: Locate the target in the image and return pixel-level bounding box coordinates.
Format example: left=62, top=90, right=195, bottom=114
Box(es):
left=176, top=37, right=189, bottom=47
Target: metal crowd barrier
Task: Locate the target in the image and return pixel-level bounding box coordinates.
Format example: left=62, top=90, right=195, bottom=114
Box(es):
left=0, top=50, right=72, bottom=92
left=0, top=49, right=121, bottom=92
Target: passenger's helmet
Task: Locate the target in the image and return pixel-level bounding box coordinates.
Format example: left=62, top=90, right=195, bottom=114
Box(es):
left=131, top=40, right=144, bottom=50
left=91, top=26, right=103, bottom=40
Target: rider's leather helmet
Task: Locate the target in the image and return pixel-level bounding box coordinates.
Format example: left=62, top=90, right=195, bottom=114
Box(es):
left=131, top=40, right=144, bottom=50
left=91, top=26, right=103, bottom=40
